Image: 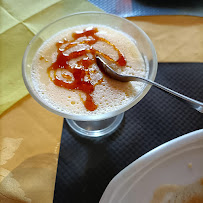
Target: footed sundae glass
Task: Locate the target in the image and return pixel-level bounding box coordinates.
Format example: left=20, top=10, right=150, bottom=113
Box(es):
left=22, top=12, right=157, bottom=137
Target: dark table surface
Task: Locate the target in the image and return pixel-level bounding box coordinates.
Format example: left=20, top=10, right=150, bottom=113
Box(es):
left=54, top=63, right=203, bottom=203
left=88, top=0, right=203, bottom=17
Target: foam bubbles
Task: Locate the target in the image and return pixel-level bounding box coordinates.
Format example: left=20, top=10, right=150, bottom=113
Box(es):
left=31, top=25, right=147, bottom=116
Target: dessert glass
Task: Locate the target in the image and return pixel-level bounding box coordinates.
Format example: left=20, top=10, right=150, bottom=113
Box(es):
left=22, top=12, right=157, bottom=137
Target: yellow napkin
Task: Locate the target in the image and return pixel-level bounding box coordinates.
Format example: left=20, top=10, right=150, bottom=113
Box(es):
left=0, top=0, right=101, bottom=202
left=0, top=94, right=64, bottom=202
left=0, top=0, right=101, bottom=115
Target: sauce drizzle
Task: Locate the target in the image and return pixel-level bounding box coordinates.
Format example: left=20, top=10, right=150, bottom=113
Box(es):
left=46, top=27, right=126, bottom=111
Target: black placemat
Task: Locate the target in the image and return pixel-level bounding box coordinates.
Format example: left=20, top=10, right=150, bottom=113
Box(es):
left=54, top=63, right=203, bottom=203
left=88, top=0, right=203, bottom=17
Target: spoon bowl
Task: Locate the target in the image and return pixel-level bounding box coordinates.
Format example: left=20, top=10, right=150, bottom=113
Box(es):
left=96, top=55, right=203, bottom=113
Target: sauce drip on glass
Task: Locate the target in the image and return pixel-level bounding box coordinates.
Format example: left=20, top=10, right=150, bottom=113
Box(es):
left=46, top=27, right=126, bottom=111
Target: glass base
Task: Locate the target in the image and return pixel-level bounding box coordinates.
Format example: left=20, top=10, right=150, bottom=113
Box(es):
left=66, top=113, right=124, bottom=137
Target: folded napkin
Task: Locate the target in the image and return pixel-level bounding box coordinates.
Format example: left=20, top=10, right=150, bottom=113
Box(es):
left=0, top=0, right=101, bottom=115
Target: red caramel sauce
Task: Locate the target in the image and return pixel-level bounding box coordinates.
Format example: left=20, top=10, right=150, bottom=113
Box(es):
left=44, top=27, right=126, bottom=111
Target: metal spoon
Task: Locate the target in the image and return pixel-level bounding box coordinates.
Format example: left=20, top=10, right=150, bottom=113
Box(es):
left=96, top=55, right=203, bottom=113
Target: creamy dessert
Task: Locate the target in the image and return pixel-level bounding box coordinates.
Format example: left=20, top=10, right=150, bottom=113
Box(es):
left=151, top=178, right=203, bottom=203
left=31, top=25, right=147, bottom=115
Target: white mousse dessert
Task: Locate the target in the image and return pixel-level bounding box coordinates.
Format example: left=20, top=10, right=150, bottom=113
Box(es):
left=31, top=25, right=147, bottom=115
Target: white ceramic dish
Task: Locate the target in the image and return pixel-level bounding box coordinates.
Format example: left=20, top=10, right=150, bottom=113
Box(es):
left=100, top=129, right=203, bottom=203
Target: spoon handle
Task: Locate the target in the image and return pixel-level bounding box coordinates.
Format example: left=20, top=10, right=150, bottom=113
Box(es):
left=133, top=76, right=203, bottom=113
